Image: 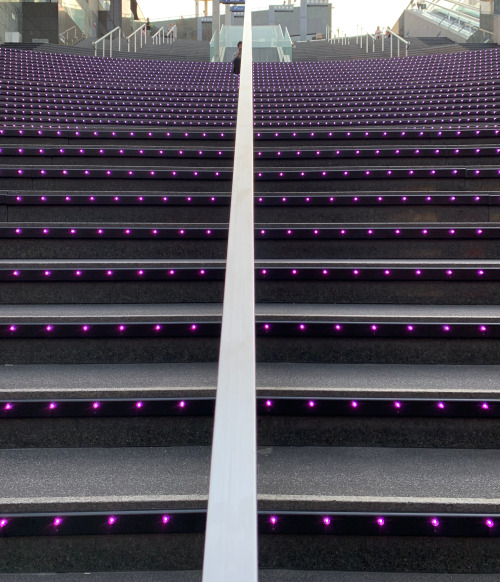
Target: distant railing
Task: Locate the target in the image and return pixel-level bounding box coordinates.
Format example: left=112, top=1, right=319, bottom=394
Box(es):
left=59, top=26, right=78, bottom=46
left=166, top=24, right=178, bottom=44
left=357, top=25, right=376, bottom=52
left=127, top=23, right=147, bottom=52
left=93, top=26, right=121, bottom=57
left=151, top=26, right=165, bottom=45
left=386, top=29, right=410, bottom=57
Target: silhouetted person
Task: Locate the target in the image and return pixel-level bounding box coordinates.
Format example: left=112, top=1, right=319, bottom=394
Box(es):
left=233, top=41, right=242, bottom=75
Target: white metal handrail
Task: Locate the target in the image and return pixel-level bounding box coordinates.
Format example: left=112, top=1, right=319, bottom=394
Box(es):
left=126, top=23, right=146, bottom=52
left=151, top=26, right=165, bottom=45
left=166, top=24, right=177, bottom=44
left=386, top=29, right=410, bottom=57
left=59, top=25, right=78, bottom=45
left=93, top=26, right=121, bottom=57
left=202, top=1, right=257, bottom=581
left=357, top=25, right=376, bottom=52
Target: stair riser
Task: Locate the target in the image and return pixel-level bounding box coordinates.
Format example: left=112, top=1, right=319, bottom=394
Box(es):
left=256, top=178, right=495, bottom=193
left=0, top=241, right=227, bottom=259
left=0, top=535, right=204, bottom=574
left=0, top=282, right=224, bottom=304
left=0, top=179, right=232, bottom=194
left=257, top=338, right=500, bottom=365
left=0, top=339, right=220, bottom=365
left=260, top=536, right=500, bottom=573
left=255, top=206, right=489, bottom=223
left=0, top=416, right=497, bottom=449
left=5, top=206, right=230, bottom=224
left=256, top=241, right=500, bottom=259
left=0, top=281, right=495, bottom=305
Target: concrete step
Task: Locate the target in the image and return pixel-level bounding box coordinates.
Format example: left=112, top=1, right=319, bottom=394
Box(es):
left=0, top=303, right=222, bottom=365
left=1, top=258, right=500, bottom=305
left=0, top=572, right=499, bottom=581
left=0, top=446, right=498, bottom=573
left=0, top=362, right=499, bottom=448
left=0, top=223, right=228, bottom=259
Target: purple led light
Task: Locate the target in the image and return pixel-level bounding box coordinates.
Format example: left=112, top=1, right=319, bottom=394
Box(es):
left=437, top=402, right=445, bottom=410
left=9, top=325, right=16, bottom=332
left=136, top=401, right=143, bottom=409
left=431, top=518, right=439, bottom=527
left=162, top=515, right=170, bottom=524
left=407, top=325, right=414, bottom=332
left=480, top=326, right=487, bottom=333
left=377, top=517, right=385, bottom=526
left=4, top=403, right=13, bottom=411
left=179, top=400, right=186, bottom=408
left=351, top=401, right=358, bottom=408
left=108, top=516, right=117, bottom=525
left=46, top=325, right=53, bottom=332
left=443, top=325, right=450, bottom=332
left=299, top=324, right=306, bottom=331
left=264, top=324, right=270, bottom=330
left=155, top=325, right=162, bottom=332
left=308, top=400, right=315, bottom=408
left=485, top=519, right=494, bottom=528
left=191, top=324, right=197, bottom=331
left=415, top=270, right=422, bottom=276
left=53, top=517, right=63, bottom=527
left=371, top=325, right=377, bottom=331
left=477, top=229, right=483, bottom=236
left=323, top=517, right=331, bottom=525
left=446, top=270, right=453, bottom=276
left=482, top=402, right=489, bottom=410
left=119, top=325, right=126, bottom=332
left=270, top=516, right=278, bottom=525
left=265, top=400, right=272, bottom=407
left=0, top=519, right=7, bottom=528
left=335, top=325, right=342, bottom=331
left=478, top=270, right=484, bottom=276
left=394, top=401, right=402, bottom=409
left=12, top=271, right=19, bottom=277
left=49, top=402, right=57, bottom=410
left=322, top=270, right=328, bottom=276
left=92, top=402, right=100, bottom=409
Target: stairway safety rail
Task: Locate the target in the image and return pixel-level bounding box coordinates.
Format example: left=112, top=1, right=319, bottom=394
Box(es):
left=166, top=24, right=178, bottom=44
left=202, top=2, right=257, bottom=581
left=59, top=25, right=78, bottom=45
left=386, top=29, right=410, bottom=57
left=126, top=23, right=147, bottom=52
left=151, top=27, right=165, bottom=45
left=326, top=24, right=333, bottom=43
left=93, top=26, right=121, bottom=57
left=357, top=25, right=376, bottom=52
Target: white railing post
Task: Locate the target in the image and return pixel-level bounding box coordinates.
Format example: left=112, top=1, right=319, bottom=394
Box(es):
left=93, top=26, right=121, bottom=57
left=202, top=0, right=257, bottom=581
left=390, top=33, right=393, bottom=57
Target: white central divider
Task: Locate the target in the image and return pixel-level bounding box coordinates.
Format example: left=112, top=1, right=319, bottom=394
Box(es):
left=202, top=3, right=257, bottom=582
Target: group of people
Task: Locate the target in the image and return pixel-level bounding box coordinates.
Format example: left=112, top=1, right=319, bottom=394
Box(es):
left=374, top=26, right=392, bottom=39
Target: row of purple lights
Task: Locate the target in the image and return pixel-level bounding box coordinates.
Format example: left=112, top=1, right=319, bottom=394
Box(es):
left=0, top=267, right=496, bottom=280
left=0, top=398, right=494, bottom=414
left=1, top=322, right=499, bottom=337
left=3, top=226, right=496, bottom=238
left=5, top=194, right=494, bottom=205
left=3, top=167, right=500, bottom=179
left=0, top=128, right=498, bottom=138
left=3, top=147, right=500, bottom=159
left=0, top=513, right=497, bottom=536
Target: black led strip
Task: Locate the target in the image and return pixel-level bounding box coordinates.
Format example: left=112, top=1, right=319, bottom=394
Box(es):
left=0, top=398, right=498, bottom=419
left=0, top=511, right=498, bottom=537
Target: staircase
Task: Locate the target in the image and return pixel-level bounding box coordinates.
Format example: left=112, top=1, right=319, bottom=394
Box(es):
left=293, top=36, right=498, bottom=61
left=1, top=40, right=500, bottom=579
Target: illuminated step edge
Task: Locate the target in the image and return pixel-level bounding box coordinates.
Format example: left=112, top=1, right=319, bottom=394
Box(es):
left=0, top=511, right=497, bottom=538
left=0, top=397, right=497, bottom=419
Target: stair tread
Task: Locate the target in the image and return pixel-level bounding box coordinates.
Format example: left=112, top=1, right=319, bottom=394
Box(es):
left=1, top=363, right=500, bottom=399
left=1, top=446, right=499, bottom=513
left=0, top=572, right=498, bottom=581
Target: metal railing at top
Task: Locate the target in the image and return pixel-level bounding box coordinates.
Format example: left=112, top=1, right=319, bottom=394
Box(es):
left=166, top=24, right=178, bottom=44
left=385, top=29, right=410, bottom=57
left=59, top=25, right=78, bottom=46
left=151, top=26, right=165, bottom=45
left=93, top=26, right=121, bottom=57
left=126, top=23, right=147, bottom=52
left=202, top=2, right=258, bottom=581
left=357, top=25, right=376, bottom=52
